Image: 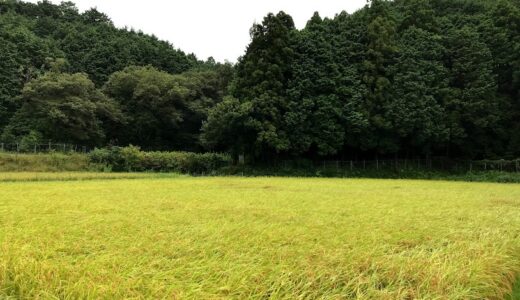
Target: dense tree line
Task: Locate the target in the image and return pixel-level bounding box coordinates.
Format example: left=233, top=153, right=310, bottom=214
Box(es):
left=203, top=0, right=520, bottom=161
left=0, top=0, right=232, bottom=151
left=1, top=0, right=519, bottom=162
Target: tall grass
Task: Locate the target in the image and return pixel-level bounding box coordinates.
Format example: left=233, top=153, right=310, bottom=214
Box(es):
left=0, top=152, right=91, bottom=172
left=0, top=177, right=519, bottom=298
left=0, top=172, right=172, bottom=182
left=509, top=279, right=520, bottom=300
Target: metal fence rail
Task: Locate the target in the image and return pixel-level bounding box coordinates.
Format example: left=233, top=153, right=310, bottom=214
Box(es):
left=1, top=143, right=518, bottom=173
left=0, top=143, right=90, bottom=153
left=278, top=158, right=520, bottom=173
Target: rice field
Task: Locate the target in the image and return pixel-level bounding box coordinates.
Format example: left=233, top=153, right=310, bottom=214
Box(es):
left=0, top=173, right=519, bottom=299
left=0, top=172, right=163, bottom=182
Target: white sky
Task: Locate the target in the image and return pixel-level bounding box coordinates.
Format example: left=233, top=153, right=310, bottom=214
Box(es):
left=26, top=0, right=367, bottom=62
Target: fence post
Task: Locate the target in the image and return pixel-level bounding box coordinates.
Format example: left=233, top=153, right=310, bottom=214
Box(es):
left=363, top=160, right=366, bottom=169
left=376, top=159, right=379, bottom=170
left=48, top=141, right=51, bottom=152
left=469, top=162, right=473, bottom=172
left=0, top=143, right=3, bottom=152
left=350, top=160, right=353, bottom=171
left=16, top=143, right=19, bottom=153
left=33, top=144, right=37, bottom=153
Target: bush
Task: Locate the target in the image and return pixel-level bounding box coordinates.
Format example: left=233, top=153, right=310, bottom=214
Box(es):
left=88, top=146, right=231, bottom=173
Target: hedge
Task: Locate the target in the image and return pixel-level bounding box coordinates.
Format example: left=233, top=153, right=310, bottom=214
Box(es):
left=88, top=146, right=231, bottom=173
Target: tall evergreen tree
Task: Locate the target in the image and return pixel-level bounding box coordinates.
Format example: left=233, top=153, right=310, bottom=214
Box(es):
left=232, top=11, right=297, bottom=158
left=363, top=0, right=399, bottom=154
left=443, top=27, right=502, bottom=157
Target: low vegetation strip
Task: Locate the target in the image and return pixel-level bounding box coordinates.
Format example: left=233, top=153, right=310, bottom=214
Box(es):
left=0, top=177, right=519, bottom=299
left=0, top=152, right=91, bottom=172
left=2, top=149, right=520, bottom=184
left=0, top=172, right=168, bottom=182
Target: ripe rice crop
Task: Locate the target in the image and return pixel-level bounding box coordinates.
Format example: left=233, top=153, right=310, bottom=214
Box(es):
left=0, top=176, right=519, bottom=299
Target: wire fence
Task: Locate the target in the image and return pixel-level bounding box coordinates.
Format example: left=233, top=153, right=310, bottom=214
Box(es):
left=1, top=143, right=518, bottom=173
left=277, top=158, right=520, bottom=173
left=0, top=142, right=91, bottom=153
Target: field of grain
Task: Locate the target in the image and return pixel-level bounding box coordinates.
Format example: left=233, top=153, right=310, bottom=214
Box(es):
left=0, top=174, right=519, bottom=299
left=0, top=172, right=164, bottom=182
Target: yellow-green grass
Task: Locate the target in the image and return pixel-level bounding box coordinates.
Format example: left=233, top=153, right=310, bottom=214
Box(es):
left=0, top=176, right=519, bottom=299
left=0, top=152, right=90, bottom=172
left=0, top=172, right=170, bottom=182
left=509, top=279, right=520, bottom=300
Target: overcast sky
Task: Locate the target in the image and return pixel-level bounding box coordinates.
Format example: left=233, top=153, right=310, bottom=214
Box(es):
left=26, top=0, right=367, bottom=62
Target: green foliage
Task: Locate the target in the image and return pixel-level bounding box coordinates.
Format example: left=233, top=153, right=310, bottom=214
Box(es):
left=203, top=0, right=520, bottom=161
left=103, top=66, right=228, bottom=149
left=2, top=0, right=520, bottom=162
left=201, top=96, right=254, bottom=161
left=0, top=0, right=197, bottom=85
left=2, top=70, right=124, bottom=145
left=103, top=66, right=186, bottom=147
left=224, top=12, right=297, bottom=157
left=18, top=130, right=41, bottom=152
left=88, top=146, right=231, bottom=173
left=0, top=0, right=200, bottom=137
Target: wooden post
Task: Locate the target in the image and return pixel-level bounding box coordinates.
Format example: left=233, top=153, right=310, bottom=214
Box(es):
left=469, top=162, right=473, bottom=172
left=350, top=160, right=353, bottom=171
left=363, top=160, right=366, bottom=169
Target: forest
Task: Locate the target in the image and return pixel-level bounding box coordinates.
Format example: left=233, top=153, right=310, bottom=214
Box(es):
left=0, top=0, right=519, bottom=162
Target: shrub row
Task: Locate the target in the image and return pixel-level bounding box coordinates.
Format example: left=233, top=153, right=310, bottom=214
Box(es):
left=88, top=146, right=231, bottom=173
